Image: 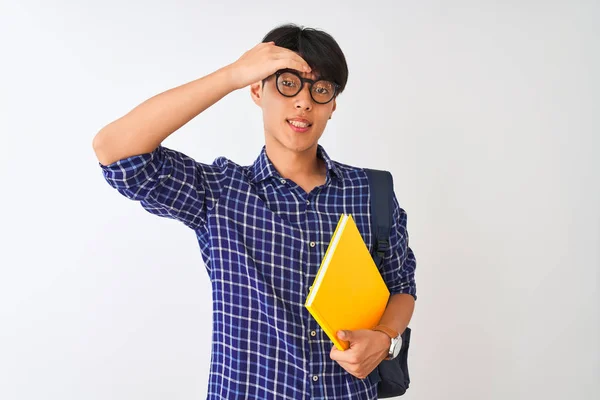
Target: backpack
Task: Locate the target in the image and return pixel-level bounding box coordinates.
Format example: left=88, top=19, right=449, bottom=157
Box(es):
left=364, top=168, right=412, bottom=398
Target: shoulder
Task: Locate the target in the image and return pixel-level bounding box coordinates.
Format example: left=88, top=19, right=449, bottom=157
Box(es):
left=330, top=158, right=372, bottom=186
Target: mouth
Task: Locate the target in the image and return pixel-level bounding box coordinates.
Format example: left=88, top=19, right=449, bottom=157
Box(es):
left=287, top=119, right=313, bottom=133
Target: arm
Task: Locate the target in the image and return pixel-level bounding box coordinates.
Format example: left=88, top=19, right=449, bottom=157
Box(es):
left=92, top=67, right=237, bottom=166
left=330, top=197, right=417, bottom=379
left=371, top=197, right=418, bottom=347
left=377, top=293, right=415, bottom=338
left=329, top=294, right=415, bottom=380
left=94, top=43, right=312, bottom=229
left=92, top=42, right=312, bottom=166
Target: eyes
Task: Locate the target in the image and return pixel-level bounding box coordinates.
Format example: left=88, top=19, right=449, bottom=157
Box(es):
left=280, top=79, right=331, bottom=95
left=280, top=79, right=296, bottom=88
left=276, top=71, right=338, bottom=104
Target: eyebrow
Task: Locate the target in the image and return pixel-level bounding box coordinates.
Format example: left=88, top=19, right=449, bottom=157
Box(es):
left=279, top=68, right=324, bottom=81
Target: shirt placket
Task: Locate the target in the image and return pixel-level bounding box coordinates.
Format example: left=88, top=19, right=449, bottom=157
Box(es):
left=304, top=189, right=327, bottom=399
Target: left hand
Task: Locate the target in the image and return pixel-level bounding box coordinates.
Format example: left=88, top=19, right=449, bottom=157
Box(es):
left=329, top=329, right=390, bottom=380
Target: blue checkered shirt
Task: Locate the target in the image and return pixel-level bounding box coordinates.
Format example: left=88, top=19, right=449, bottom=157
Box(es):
left=100, top=144, right=417, bottom=400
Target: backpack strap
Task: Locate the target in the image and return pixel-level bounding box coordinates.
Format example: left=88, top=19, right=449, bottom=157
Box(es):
left=364, top=168, right=394, bottom=267
left=365, top=169, right=413, bottom=398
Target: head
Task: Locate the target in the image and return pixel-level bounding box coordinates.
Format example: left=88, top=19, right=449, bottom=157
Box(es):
left=250, top=24, right=348, bottom=155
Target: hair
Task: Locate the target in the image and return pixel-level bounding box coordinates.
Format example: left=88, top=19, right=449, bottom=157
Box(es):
left=261, top=24, right=349, bottom=94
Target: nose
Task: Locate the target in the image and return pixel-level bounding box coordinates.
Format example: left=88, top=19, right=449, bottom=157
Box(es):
left=294, top=82, right=313, bottom=111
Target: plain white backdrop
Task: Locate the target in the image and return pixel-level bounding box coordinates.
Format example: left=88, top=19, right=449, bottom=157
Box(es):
left=0, top=1, right=598, bottom=399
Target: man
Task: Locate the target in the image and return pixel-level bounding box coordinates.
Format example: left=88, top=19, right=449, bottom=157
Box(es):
left=93, top=24, right=416, bottom=400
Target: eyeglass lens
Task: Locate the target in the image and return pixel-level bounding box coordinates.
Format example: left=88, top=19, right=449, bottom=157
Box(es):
left=276, top=72, right=336, bottom=104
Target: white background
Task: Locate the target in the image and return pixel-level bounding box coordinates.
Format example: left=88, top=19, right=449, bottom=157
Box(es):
left=1, top=1, right=598, bottom=399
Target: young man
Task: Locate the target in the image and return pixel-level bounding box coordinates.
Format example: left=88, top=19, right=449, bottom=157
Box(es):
left=93, top=24, right=417, bottom=400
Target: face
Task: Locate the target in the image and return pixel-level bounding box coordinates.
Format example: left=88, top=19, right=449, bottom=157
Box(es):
left=251, top=69, right=337, bottom=155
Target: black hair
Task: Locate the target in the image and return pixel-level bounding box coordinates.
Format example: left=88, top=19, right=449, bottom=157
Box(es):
left=261, top=24, right=349, bottom=94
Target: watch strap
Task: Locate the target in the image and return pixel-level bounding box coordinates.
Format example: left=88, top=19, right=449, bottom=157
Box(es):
left=372, top=325, right=399, bottom=339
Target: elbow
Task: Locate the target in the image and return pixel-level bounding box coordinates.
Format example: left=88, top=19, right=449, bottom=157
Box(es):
left=92, top=123, right=158, bottom=166
left=92, top=130, right=108, bottom=165
left=92, top=131, right=102, bottom=155
left=92, top=128, right=116, bottom=166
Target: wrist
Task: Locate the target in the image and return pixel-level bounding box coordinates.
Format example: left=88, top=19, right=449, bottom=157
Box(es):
left=373, top=330, right=391, bottom=351
left=372, top=324, right=401, bottom=360
left=218, top=64, right=243, bottom=91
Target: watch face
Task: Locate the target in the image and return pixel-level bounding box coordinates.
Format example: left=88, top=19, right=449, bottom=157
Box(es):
left=391, top=337, right=402, bottom=358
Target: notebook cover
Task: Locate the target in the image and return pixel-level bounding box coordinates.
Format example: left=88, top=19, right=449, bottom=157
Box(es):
left=305, top=214, right=390, bottom=350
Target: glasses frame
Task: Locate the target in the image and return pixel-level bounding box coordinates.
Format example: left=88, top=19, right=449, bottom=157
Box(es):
left=273, top=69, right=340, bottom=105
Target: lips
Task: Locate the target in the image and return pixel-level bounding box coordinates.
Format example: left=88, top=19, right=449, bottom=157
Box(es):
left=287, top=118, right=312, bottom=133
left=287, top=118, right=312, bottom=128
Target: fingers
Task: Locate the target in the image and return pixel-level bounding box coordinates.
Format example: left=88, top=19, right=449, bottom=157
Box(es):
left=287, top=60, right=311, bottom=73
left=271, top=46, right=311, bottom=73
left=278, top=56, right=311, bottom=73
left=330, top=346, right=358, bottom=364
left=289, top=54, right=311, bottom=72
left=289, top=52, right=311, bottom=71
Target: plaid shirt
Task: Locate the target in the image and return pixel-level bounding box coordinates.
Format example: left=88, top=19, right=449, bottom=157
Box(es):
left=100, top=144, right=417, bottom=400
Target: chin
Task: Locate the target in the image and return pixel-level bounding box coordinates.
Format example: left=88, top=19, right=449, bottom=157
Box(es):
left=266, top=125, right=322, bottom=152
left=289, top=134, right=321, bottom=149
left=276, top=139, right=309, bottom=152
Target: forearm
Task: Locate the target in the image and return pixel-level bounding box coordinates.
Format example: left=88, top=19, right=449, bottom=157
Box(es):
left=378, top=293, right=415, bottom=335
left=92, top=65, right=238, bottom=166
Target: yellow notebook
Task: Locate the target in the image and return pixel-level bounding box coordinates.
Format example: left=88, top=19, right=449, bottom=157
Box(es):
left=305, top=214, right=390, bottom=351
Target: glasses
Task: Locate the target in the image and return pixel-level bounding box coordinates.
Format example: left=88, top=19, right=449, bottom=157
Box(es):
left=274, top=69, right=340, bottom=104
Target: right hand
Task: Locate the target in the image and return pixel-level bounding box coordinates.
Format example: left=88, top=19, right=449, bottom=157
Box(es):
left=227, top=42, right=312, bottom=90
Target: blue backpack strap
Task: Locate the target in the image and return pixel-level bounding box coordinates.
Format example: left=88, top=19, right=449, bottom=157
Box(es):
left=364, top=168, right=394, bottom=268
left=365, top=169, right=412, bottom=398
left=364, top=168, right=394, bottom=388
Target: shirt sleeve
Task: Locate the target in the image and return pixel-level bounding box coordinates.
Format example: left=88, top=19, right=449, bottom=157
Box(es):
left=379, top=195, right=418, bottom=300
left=99, top=145, right=228, bottom=230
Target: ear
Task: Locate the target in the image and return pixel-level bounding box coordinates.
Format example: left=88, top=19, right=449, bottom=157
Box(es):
left=250, top=81, right=263, bottom=106
left=329, top=99, right=337, bottom=119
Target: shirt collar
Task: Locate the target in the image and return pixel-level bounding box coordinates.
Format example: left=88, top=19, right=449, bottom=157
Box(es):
left=250, top=144, right=343, bottom=184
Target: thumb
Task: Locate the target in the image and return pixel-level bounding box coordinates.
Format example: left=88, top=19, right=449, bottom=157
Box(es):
left=337, top=330, right=351, bottom=340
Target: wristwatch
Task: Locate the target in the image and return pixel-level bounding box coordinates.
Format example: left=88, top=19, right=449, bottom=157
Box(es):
left=372, top=325, right=402, bottom=360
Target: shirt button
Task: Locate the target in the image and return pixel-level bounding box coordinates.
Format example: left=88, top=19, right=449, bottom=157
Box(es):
left=306, top=200, right=310, bottom=205
left=312, top=375, right=319, bottom=382
left=310, top=331, right=317, bottom=337
left=280, top=178, right=286, bottom=184
left=309, top=241, right=316, bottom=248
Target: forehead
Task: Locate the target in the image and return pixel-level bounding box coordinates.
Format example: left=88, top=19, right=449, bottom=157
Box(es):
left=300, top=70, right=319, bottom=80
left=279, top=68, right=322, bottom=81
